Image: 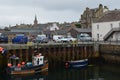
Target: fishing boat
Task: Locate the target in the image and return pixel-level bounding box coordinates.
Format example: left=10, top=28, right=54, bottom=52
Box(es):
left=6, top=53, right=48, bottom=75
left=65, top=59, right=88, bottom=69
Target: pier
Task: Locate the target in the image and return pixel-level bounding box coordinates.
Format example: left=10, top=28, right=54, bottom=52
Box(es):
left=0, top=42, right=94, bottom=61
left=0, top=42, right=94, bottom=68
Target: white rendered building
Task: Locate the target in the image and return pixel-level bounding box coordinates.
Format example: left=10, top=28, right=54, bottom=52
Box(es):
left=92, top=10, right=120, bottom=41
left=47, top=23, right=59, bottom=31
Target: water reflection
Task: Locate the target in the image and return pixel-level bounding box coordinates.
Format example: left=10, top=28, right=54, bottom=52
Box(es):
left=1, top=64, right=120, bottom=80
left=11, top=75, right=46, bottom=80
left=0, top=71, right=48, bottom=80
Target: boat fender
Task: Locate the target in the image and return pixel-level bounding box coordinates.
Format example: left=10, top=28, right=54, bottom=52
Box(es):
left=21, top=61, right=25, bottom=65
left=65, top=62, right=69, bottom=68
left=17, top=63, right=21, bottom=67
left=8, top=63, right=12, bottom=67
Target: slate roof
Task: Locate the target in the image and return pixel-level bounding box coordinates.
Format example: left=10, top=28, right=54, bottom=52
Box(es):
left=44, top=29, right=68, bottom=35
left=94, top=9, right=120, bottom=23
left=74, top=28, right=91, bottom=33
left=10, top=23, right=59, bottom=32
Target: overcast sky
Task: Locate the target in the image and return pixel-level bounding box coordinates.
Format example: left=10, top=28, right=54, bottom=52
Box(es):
left=0, top=0, right=120, bottom=28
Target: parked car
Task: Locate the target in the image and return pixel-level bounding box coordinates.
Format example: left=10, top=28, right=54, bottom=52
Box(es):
left=77, top=33, right=92, bottom=41
left=33, top=37, right=48, bottom=43
left=53, top=35, right=63, bottom=42
left=60, top=36, right=77, bottom=43
left=0, top=33, right=8, bottom=43
left=33, top=34, right=48, bottom=43
left=0, top=36, right=8, bottom=43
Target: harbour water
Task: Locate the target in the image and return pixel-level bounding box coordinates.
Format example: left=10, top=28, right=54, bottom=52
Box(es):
left=0, top=64, right=120, bottom=80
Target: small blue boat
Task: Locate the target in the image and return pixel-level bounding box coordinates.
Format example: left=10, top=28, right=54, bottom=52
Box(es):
left=65, top=59, right=88, bottom=69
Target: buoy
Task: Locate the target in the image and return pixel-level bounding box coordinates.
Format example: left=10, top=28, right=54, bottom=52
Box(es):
left=0, top=47, right=3, bottom=52
left=21, top=61, right=25, bottom=65
left=8, top=63, right=12, bottom=67
left=39, top=53, right=42, bottom=56
left=17, top=63, right=21, bottom=67
left=65, top=62, right=68, bottom=66
left=65, top=62, right=69, bottom=68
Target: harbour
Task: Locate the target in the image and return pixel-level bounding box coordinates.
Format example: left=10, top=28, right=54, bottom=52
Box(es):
left=0, top=41, right=120, bottom=80
left=0, top=1, right=120, bottom=80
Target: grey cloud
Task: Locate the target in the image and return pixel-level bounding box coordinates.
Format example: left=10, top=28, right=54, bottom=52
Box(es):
left=0, top=0, right=120, bottom=27
left=0, top=0, right=119, bottom=11
left=36, top=0, right=83, bottom=11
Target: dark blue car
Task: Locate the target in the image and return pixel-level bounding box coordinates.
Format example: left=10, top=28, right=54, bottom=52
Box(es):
left=0, top=34, right=8, bottom=43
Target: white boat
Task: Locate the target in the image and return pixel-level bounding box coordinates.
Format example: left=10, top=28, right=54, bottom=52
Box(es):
left=6, top=53, right=48, bottom=75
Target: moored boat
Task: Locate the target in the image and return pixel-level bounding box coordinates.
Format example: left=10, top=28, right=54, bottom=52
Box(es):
left=6, top=53, right=48, bottom=75
left=65, top=59, right=88, bottom=69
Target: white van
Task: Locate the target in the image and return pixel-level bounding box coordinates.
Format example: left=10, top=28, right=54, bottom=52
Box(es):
left=53, top=35, right=63, bottom=42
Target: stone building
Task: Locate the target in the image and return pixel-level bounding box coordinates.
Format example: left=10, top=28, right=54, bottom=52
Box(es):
left=80, top=4, right=109, bottom=29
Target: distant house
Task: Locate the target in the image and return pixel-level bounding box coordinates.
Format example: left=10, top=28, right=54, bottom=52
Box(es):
left=44, top=29, right=68, bottom=39
left=68, top=28, right=91, bottom=38
left=92, top=9, right=120, bottom=41
left=46, top=23, right=59, bottom=31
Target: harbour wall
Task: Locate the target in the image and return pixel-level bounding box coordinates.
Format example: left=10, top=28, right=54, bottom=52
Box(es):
left=99, top=44, right=120, bottom=64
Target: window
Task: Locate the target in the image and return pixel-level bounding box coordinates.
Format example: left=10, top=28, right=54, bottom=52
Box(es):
left=110, top=23, right=113, bottom=29
left=97, top=25, right=99, bottom=30
left=40, top=58, right=42, bottom=61
left=119, top=23, right=120, bottom=28
left=97, top=34, right=99, bottom=41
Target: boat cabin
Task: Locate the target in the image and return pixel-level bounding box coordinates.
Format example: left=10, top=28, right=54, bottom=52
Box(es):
left=8, top=55, right=20, bottom=67
left=32, top=54, right=44, bottom=66
left=8, top=53, right=45, bottom=68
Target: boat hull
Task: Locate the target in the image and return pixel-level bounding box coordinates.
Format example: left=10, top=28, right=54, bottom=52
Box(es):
left=7, top=63, right=48, bottom=75
left=65, top=59, right=88, bottom=69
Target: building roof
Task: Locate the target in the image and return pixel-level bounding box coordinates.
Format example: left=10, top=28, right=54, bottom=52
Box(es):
left=11, top=23, right=60, bottom=32
left=44, top=29, right=68, bottom=35
left=94, top=9, right=120, bottom=23
left=74, top=28, right=91, bottom=33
